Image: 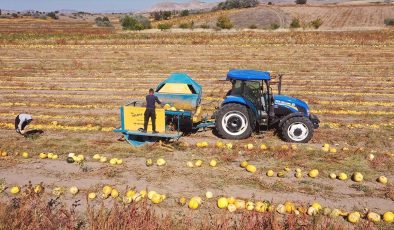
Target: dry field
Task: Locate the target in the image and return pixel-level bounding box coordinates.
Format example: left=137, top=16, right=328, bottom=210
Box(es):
left=0, top=17, right=393, bottom=229
left=280, top=4, right=394, bottom=29
left=153, top=4, right=394, bottom=30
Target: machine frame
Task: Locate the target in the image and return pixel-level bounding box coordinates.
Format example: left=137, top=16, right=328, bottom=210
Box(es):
left=114, top=70, right=320, bottom=146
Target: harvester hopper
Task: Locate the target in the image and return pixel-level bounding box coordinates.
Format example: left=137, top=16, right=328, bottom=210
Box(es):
left=113, top=73, right=215, bottom=146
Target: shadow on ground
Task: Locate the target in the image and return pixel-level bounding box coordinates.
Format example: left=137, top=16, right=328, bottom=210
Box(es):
left=24, top=129, right=44, bottom=139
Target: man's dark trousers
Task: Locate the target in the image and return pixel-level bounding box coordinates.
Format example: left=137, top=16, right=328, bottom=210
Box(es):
left=144, top=108, right=156, bottom=132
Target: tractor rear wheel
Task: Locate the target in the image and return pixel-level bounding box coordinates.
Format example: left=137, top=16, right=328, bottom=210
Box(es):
left=281, top=116, right=314, bottom=143
left=215, top=104, right=253, bottom=140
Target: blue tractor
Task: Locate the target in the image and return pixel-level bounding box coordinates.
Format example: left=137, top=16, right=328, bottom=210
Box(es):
left=214, top=69, right=320, bottom=143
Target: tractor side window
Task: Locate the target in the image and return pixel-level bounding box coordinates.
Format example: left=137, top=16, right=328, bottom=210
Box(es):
left=230, top=80, right=242, bottom=96
left=243, top=81, right=262, bottom=110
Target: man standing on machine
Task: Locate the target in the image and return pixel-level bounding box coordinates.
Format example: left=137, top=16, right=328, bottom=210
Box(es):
left=143, top=88, right=161, bottom=134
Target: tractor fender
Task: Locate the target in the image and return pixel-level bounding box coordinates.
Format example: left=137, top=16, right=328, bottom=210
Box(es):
left=278, top=112, right=305, bottom=128
left=222, top=96, right=258, bottom=118
left=221, top=97, right=258, bottom=130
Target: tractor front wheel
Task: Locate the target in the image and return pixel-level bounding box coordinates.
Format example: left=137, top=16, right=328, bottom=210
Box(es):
left=215, top=104, right=253, bottom=140
left=281, top=116, right=314, bottom=143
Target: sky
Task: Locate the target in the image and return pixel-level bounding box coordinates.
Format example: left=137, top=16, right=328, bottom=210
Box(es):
left=0, top=0, right=218, bottom=12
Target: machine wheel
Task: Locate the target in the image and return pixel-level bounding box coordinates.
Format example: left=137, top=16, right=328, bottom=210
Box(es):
left=281, top=116, right=314, bottom=143
left=215, top=104, right=253, bottom=140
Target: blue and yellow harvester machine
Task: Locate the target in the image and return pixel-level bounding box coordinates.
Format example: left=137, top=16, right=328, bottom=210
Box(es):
left=115, top=70, right=320, bottom=146
left=114, top=73, right=214, bottom=146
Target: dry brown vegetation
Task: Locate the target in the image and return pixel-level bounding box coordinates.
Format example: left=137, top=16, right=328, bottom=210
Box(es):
left=0, top=191, right=380, bottom=230
left=0, top=18, right=113, bottom=34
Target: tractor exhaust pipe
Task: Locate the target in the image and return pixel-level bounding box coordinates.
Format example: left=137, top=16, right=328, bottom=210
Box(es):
left=278, top=73, right=284, bottom=95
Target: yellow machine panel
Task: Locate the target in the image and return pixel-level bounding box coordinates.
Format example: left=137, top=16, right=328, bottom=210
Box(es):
left=123, top=106, right=165, bottom=132
left=192, top=105, right=202, bottom=123
left=158, top=83, right=193, bottom=94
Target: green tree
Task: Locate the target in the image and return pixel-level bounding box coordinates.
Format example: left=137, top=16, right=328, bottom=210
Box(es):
left=216, top=15, right=234, bottom=29
left=384, top=18, right=394, bottom=26
left=95, top=16, right=112, bottom=27
left=310, top=18, right=323, bottom=29
left=295, top=0, right=307, bottom=4
left=121, top=15, right=143, bottom=30
left=46, top=12, right=58, bottom=20
left=120, top=15, right=150, bottom=30
left=216, top=0, right=259, bottom=10
left=152, top=11, right=172, bottom=21
left=130, top=14, right=151, bottom=29
left=158, top=23, right=172, bottom=31
left=163, top=11, right=172, bottom=20
left=179, top=21, right=194, bottom=29
left=180, top=10, right=189, bottom=17
left=270, top=23, right=279, bottom=30
left=152, top=11, right=162, bottom=20
left=290, top=18, right=300, bottom=28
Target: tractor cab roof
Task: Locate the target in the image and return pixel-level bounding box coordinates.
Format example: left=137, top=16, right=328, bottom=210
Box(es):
left=227, top=69, right=271, bottom=81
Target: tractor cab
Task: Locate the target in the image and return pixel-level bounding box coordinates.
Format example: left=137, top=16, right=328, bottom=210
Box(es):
left=225, top=70, right=273, bottom=125
left=215, top=69, right=319, bottom=143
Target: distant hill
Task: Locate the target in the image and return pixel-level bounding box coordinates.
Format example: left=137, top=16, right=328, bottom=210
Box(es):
left=57, top=9, right=79, bottom=14
left=147, top=0, right=218, bottom=12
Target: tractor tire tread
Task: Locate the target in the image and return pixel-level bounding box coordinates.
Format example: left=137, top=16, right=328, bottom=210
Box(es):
left=281, top=116, right=314, bottom=143
left=215, top=103, right=253, bottom=140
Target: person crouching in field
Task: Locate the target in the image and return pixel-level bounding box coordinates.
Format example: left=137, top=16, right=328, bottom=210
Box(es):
left=15, top=113, right=33, bottom=135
